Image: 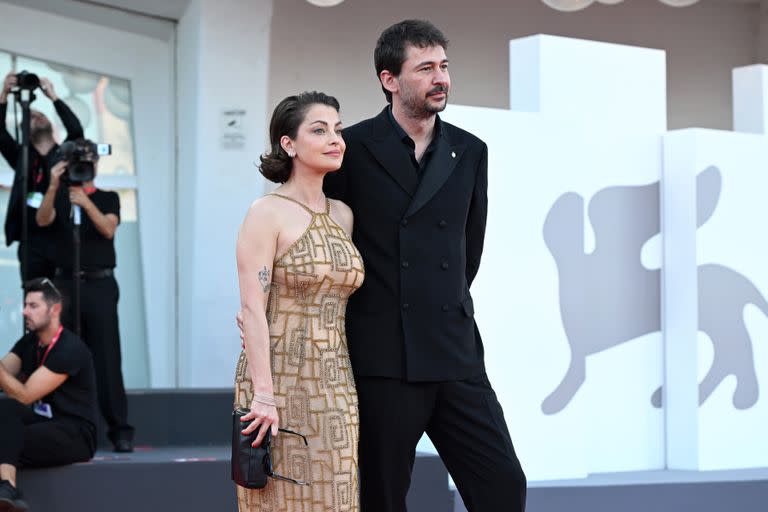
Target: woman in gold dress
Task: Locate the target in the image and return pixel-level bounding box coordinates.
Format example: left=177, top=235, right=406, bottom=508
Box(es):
left=235, top=92, right=364, bottom=511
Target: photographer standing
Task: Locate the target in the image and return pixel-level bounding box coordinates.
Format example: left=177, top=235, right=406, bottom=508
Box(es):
left=0, top=71, right=83, bottom=282
left=36, top=151, right=134, bottom=453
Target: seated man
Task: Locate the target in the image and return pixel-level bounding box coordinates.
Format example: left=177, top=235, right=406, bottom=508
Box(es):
left=0, top=278, right=97, bottom=512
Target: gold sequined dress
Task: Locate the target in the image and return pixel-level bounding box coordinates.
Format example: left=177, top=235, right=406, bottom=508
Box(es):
left=235, top=194, right=364, bottom=511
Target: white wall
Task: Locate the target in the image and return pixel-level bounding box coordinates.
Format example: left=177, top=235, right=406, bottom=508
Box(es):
left=268, top=0, right=758, bottom=130
left=176, top=0, right=273, bottom=387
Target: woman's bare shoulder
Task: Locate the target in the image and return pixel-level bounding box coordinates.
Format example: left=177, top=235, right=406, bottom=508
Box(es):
left=240, top=195, right=288, bottom=233
left=329, top=198, right=354, bottom=234
left=245, top=194, right=294, bottom=218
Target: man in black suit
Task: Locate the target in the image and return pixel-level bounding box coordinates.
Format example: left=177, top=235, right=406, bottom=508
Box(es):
left=324, top=19, right=526, bottom=512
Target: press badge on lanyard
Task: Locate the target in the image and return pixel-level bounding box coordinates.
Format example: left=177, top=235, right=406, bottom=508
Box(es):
left=26, top=192, right=43, bottom=209
left=33, top=401, right=53, bottom=418
left=33, top=325, right=63, bottom=419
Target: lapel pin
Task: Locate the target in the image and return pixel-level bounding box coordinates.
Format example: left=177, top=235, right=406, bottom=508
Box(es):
left=451, top=151, right=456, bottom=158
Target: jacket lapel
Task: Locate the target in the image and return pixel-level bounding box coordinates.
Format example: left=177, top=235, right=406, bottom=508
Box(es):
left=405, top=132, right=465, bottom=217
left=362, top=108, right=418, bottom=196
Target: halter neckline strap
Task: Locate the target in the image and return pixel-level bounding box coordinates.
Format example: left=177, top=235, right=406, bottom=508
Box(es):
left=268, top=193, right=330, bottom=215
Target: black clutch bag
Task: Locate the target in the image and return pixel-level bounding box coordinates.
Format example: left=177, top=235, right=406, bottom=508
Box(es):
left=231, top=407, right=310, bottom=489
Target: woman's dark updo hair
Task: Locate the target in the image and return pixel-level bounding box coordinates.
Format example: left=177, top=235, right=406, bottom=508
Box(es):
left=259, top=91, right=341, bottom=183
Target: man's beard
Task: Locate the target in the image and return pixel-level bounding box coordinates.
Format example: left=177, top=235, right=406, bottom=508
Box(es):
left=25, top=315, right=51, bottom=334
left=30, top=125, right=53, bottom=145
left=423, top=85, right=448, bottom=113
left=400, top=84, right=449, bottom=119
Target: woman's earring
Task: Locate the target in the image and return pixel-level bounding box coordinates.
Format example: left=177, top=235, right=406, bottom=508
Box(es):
left=287, top=150, right=295, bottom=158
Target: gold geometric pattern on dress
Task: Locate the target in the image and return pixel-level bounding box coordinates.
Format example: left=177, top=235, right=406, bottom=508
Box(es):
left=333, top=472, right=355, bottom=512
left=325, top=234, right=353, bottom=272
left=320, top=294, right=340, bottom=330
left=323, top=410, right=350, bottom=451
left=287, top=329, right=307, bottom=368
left=267, top=286, right=280, bottom=324
left=235, top=193, right=364, bottom=511
left=286, top=386, right=309, bottom=428
left=320, top=348, right=341, bottom=390
left=287, top=444, right=310, bottom=482
left=287, top=271, right=317, bottom=303
left=289, top=235, right=312, bottom=259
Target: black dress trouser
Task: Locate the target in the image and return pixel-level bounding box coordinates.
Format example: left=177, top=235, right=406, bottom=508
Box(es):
left=56, top=275, right=134, bottom=443
left=17, top=238, right=58, bottom=283
left=356, top=373, right=527, bottom=512
left=0, top=399, right=94, bottom=468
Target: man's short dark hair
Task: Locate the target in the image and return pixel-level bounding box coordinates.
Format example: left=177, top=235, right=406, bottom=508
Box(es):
left=374, top=19, right=449, bottom=103
left=24, top=277, right=62, bottom=306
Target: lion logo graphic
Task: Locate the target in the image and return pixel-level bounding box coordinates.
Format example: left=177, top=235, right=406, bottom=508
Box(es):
left=542, top=166, right=763, bottom=414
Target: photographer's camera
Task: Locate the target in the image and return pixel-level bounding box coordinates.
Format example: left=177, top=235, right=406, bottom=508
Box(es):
left=54, top=139, right=112, bottom=185
left=14, top=70, right=40, bottom=90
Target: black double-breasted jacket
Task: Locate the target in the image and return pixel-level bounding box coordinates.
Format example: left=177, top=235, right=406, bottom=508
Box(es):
left=324, top=107, right=488, bottom=382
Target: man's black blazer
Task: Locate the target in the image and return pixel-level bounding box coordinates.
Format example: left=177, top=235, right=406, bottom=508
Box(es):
left=324, top=107, right=488, bottom=382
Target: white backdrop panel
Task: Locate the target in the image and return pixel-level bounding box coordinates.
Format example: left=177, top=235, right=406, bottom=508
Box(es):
left=665, top=130, right=768, bottom=470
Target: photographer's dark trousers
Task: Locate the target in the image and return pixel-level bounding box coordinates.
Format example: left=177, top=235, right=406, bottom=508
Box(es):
left=0, top=399, right=95, bottom=468
left=356, top=374, right=527, bottom=512
left=17, top=235, right=58, bottom=283
left=56, top=273, right=134, bottom=444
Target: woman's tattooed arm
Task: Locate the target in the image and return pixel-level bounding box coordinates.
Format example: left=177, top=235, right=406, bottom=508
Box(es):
left=258, top=266, right=271, bottom=293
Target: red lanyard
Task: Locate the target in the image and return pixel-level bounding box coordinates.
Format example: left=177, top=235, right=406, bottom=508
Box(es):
left=37, top=325, right=64, bottom=368
left=33, top=158, right=42, bottom=185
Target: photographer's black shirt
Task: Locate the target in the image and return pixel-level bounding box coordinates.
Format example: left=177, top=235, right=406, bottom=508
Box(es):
left=11, top=328, right=98, bottom=430
left=0, top=99, right=84, bottom=245
left=54, top=189, right=120, bottom=270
